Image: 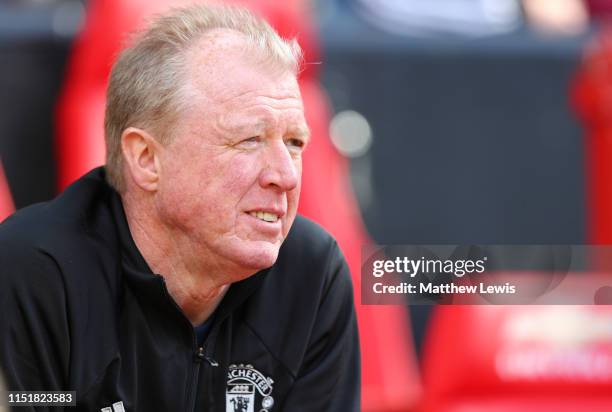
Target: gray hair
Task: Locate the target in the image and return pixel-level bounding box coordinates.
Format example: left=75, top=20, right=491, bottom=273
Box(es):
left=104, top=3, right=303, bottom=192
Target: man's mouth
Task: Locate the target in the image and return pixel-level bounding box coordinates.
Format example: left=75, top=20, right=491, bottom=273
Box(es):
left=248, top=211, right=279, bottom=223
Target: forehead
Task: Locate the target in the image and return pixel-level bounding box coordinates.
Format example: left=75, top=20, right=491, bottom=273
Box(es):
left=184, top=29, right=301, bottom=107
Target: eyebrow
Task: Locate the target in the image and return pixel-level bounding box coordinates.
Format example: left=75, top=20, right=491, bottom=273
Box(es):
left=225, top=120, right=310, bottom=139
left=292, top=125, right=311, bottom=142
left=218, top=113, right=311, bottom=141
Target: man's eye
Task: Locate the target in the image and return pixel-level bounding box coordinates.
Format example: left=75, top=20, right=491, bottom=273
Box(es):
left=236, top=136, right=261, bottom=148
left=286, top=138, right=305, bottom=153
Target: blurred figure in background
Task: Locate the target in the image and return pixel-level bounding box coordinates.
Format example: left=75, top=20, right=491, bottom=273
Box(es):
left=353, top=0, right=523, bottom=37
left=523, top=0, right=590, bottom=34
left=353, top=0, right=610, bottom=37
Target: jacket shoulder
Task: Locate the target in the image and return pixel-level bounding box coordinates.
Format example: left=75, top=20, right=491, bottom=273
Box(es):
left=0, top=168, right=115, bottom=250
left=0, top=168, right=121, bottom=295
left=244, top=215, right=357, bottom=383
left=282, top=215, right=338, bottom=258
left=0, top=169, right=112, bottom=246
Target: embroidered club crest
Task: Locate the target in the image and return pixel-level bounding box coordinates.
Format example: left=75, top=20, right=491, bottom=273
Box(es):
left=226, top=364, right=274, bottom=412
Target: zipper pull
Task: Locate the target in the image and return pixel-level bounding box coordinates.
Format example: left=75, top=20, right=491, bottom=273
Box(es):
left=195, top=346, right=205, bottom=362
left=195, top=346, right=219, bottom=366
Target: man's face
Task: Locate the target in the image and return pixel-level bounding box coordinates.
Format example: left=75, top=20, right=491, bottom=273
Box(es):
left=155, top=31, right=309, bottom=280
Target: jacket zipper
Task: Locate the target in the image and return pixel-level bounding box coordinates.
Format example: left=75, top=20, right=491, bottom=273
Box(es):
left=188, top=345, right=220, bottom=411
left=187, top=345, right=205, bottom=412
left=156, top=276, right=220, bottom=411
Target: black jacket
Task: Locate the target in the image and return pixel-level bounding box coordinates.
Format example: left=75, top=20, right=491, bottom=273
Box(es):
left=0, top=168, right=360, bottom=411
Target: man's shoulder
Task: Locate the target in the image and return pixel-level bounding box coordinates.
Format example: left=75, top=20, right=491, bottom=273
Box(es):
left=282, top=215, right=337, bottom=256
left=0, top=168, right=119, bottom=275
left=242, top=216, right=355, bottom=377
left=270, top=214, right=347, bottom=289
left=0, top=168, right=112, bottom=244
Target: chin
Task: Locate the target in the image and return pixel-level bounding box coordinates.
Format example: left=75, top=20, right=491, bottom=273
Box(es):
left=245, top=243, right=281, bottom=269
left=225, top=241, right=281, bottom=276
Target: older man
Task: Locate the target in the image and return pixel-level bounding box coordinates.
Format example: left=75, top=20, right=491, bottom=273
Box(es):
left=0, top=4, right=359, bottom=411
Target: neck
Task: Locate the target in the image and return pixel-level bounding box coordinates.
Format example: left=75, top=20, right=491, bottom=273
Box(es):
left=121, top=193, right=229, bottom=325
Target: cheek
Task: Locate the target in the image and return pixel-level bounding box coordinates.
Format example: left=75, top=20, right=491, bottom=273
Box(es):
left=158, top=152, right=261, bottom=228
left=218, top=162, right=258, bottom=196
left=203, top=154, right=261, bottom=212
left=156, top=154, right=212, bottom=226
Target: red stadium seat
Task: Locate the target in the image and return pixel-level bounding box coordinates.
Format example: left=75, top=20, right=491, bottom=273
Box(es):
left=420, top=301, right=612, bottom=411
left=55, top=0, right=422, bottom=409
left=0, top=161, right=14, bottom=222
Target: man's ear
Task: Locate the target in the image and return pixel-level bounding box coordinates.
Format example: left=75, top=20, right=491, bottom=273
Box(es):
left=121, top=127, right=161, bottom=192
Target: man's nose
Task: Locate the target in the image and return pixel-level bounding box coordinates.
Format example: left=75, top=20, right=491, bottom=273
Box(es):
left=259, top=140, right=299, bottom=191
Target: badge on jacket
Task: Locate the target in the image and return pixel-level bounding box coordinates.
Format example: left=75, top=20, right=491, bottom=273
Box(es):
left=226, top=364, right=274, bottom=412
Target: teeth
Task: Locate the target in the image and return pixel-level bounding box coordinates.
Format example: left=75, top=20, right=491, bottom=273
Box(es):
left=249, top=211, right=279, bottom=222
